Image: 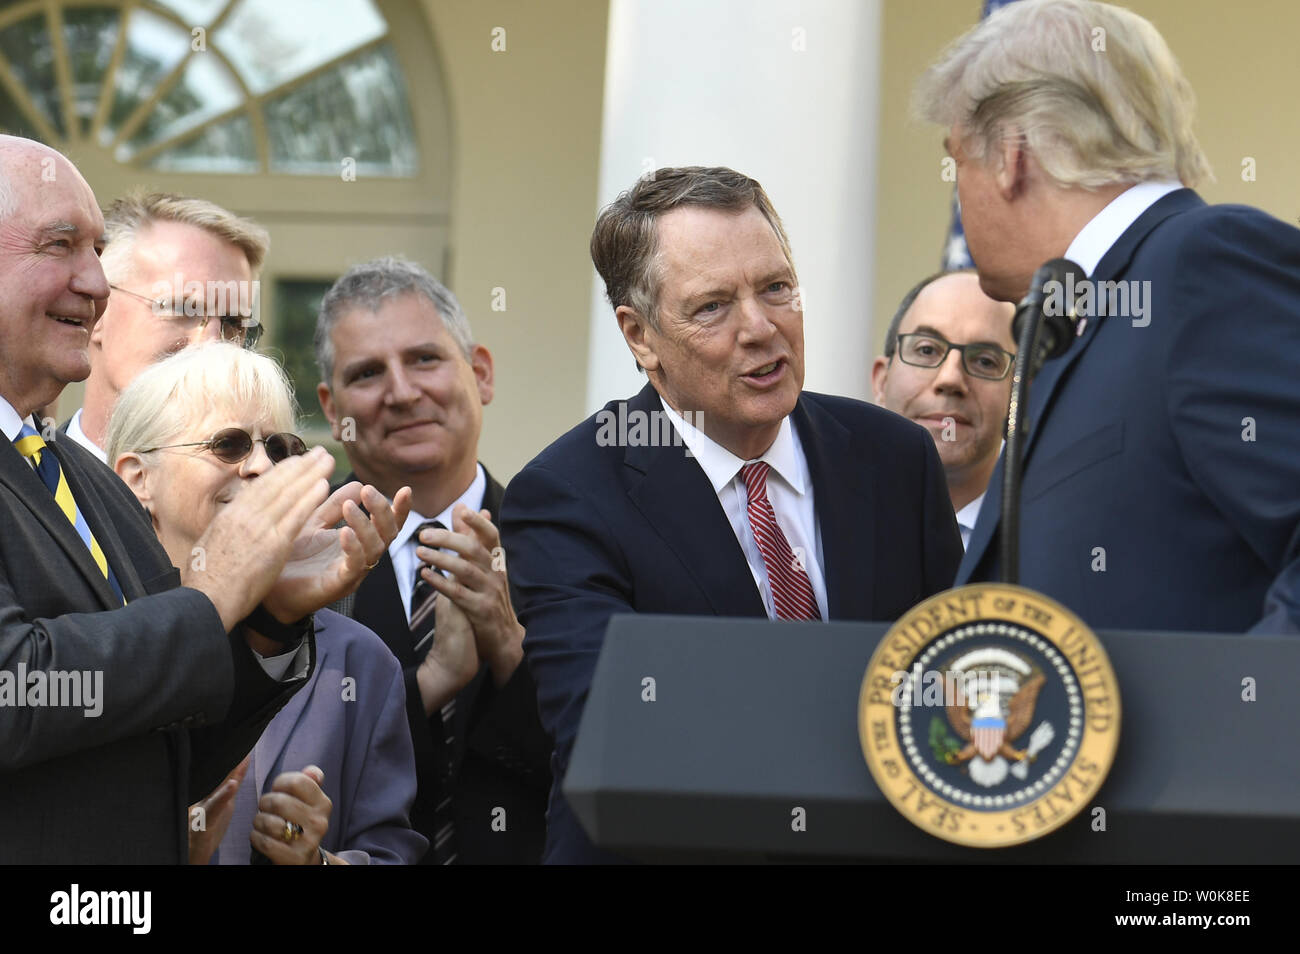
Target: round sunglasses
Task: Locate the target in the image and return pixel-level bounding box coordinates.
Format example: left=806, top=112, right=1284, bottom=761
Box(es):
left=139, top=427, right=307, bottom=464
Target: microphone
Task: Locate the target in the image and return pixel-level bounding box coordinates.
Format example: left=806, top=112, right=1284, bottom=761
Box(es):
left=1010, top=258, right=1087, bottom=379
left=1000, top=257, right=1086, bottom=586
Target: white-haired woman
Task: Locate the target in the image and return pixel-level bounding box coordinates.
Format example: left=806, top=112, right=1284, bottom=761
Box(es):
left=108, top=342, right=478, bottom=864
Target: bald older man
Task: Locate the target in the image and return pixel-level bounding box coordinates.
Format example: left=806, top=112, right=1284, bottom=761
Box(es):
left=0, top=135, right=401, bottom=862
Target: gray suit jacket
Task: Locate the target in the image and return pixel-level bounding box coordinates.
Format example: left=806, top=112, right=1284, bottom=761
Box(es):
left=0, top=428, right=312, bottom=863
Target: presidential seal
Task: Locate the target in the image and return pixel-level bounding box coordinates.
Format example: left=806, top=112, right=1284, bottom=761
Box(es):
left=857, top=584, right=1120, bottom=848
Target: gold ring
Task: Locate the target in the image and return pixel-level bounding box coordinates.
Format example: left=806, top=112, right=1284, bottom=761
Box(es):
left=365, top=559, right=380, bottom=570
left=280, top=820, right=303, bottom=843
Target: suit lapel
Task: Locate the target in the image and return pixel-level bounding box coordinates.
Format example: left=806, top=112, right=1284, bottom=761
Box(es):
left=792, top=396, right=874, bottom=619
left=622, top=384, right=765, bottom=617
left=481, top=468, right=504, bottom=522
left=253, top=658, right=317, bottom=795
left=960, top=188, right=1205, bottom=578
left=352, top=551, right=412, bottom=664
left=0, top=434, right=119, bottom=608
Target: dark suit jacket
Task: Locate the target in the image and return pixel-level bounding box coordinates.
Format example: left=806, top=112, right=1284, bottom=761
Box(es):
left=958, top=189, right=1300, bottom=634
left=334, top=467, right=551, bottom=864
left=0, top=427, right=310, bottom=863
left=500, top=383, right=962, bottom=863
left=213, top=609, right=426, bottom=865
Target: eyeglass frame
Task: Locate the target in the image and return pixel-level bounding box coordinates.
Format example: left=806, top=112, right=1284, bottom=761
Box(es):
left=137, top=427, right=307, bottom=464
left=892, top=331, right=1016, bottom=381
left=108, top=283, right=262, bottom=348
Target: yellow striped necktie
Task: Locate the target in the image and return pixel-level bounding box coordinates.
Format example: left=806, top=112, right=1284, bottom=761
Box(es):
left=15, top=423, right=124, bottom=603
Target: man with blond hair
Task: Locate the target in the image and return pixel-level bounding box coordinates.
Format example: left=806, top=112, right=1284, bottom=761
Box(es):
left=918, top=0, right=1300, bottom=632
left=67, top=191, right=269, bottom=461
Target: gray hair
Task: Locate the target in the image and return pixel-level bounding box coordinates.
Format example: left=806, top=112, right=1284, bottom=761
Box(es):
left=590, top=166, right=795, bottom=333
left=314, top=256, right=474, bottom=383
left=107, top=342, right=297, bottom=466
left=915, top=0, right=1212, bottom=190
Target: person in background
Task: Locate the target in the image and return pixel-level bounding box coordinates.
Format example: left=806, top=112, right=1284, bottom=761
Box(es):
left=108, top=343, right=437, bottom=865
left=68, top=190, right=269, bottom=462
left=872, top=269, right=1015, bottom=549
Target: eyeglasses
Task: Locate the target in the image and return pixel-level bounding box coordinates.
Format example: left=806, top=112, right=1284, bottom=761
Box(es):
left=109, top=284, right=262, bottom=348
left=894, top=333, right=1015, bottom=381
left=139, top=428, right=307, bottom=464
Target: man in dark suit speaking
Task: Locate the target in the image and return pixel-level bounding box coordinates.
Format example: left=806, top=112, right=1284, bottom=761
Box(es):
left=917, top=0, right=1300, bottom=633
left=0, top=135, right=399, bottom=862
left=500, top=166, right=963, bottom=863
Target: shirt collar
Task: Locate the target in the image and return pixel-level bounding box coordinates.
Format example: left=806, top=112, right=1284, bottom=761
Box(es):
left=955, top=491, right=984, bottom=532
left=1064, top=180, right=1183, bottom=277
left=658, top=396, right=806, bottom=496
left=388, top=462, right=487, bottom=559
left=0, top=395, right=26, bottom=442
left=66, top=408, right=107, bottom=463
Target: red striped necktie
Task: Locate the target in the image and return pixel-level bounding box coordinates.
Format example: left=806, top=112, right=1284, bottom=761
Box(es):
left=739, top=461, right=820, bottom=621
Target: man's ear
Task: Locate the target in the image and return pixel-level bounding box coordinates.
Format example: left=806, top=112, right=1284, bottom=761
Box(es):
left=316, top=381, right=342, bottom=440
left=994, top=130, right=1025, bottom=200
left=870, top=355, right=890, bottom=405
left=470, top=344, right=495, bottom=405
left=89, top=301, right=110, bottom=347
left=616, top=305, right=660, bottom=374
left=114, top=453, right=154, bottom=518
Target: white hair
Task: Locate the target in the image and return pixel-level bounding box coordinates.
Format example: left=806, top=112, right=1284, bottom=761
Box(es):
left=106, top=342, right=297, bottom=465
left=915, top=0, right=1212, bottom=189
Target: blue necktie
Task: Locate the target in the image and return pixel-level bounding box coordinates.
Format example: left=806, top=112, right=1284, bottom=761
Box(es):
left=15, top=423, right=124, bottom=604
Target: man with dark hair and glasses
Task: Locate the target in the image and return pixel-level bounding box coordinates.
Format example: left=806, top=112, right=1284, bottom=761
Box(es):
left=872, top=269, right=1015, bottom=549
left=66, top=190, right=269, bottom=462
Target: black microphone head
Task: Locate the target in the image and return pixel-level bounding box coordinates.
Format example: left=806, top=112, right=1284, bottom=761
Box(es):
left=1012, top=258, right=1087, bottom=360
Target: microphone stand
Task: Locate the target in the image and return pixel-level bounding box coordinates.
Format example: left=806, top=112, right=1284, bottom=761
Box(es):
left=1000, top=308, right=1043, bottom=586
left=999, top=259, right=1086, bottom=585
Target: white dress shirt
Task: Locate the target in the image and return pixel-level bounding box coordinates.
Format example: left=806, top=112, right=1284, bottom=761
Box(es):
left=659, top=398, right=828, bottom=620
left=389, top=462, right=487, bottom=622
left=2, top=395, right=306, bottom=679
left=955, top=493, right=984, bottom=552
left=65, top=407, right=106, bottom=463
left=1064, top=180, right=1183, bottom=277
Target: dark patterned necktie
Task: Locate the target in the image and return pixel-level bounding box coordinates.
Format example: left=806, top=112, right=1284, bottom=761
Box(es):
left=739, top=461, right=820, bottom=621
left=408, top=520, right=458, bottom=864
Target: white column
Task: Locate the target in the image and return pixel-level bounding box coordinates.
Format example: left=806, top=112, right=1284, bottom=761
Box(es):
left=585, top=0, right=882, bottom=413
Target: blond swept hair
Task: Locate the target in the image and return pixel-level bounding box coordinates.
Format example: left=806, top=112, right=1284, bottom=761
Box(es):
left=106, top=342, right=297, bottom=466
left=100, top=190, right=271, bottom=285
left=915, top=0, right=1212, bottom=190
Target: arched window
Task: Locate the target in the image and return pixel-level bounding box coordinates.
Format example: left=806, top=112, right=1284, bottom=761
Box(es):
left=0, top=0, right=452, bottom=439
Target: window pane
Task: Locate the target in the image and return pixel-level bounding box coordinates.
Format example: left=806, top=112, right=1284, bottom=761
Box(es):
left=0, top=13, right=65, bottom=138
left=119, top=51, right=241, bottom=160
left=63, top=5, right=120, bottom=137
left=151, top=0, right=229, bottom=28
left=101, top=7, right=190, bottom=143
left=264, top=44, right=417, bottom=177
left=215, top=0, right=386, bottom=96
left=0, top=66, right=46, bottom=140
left=273, top=279, right=335, bottom=433
left=145, top=111, right=258, bottom=172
